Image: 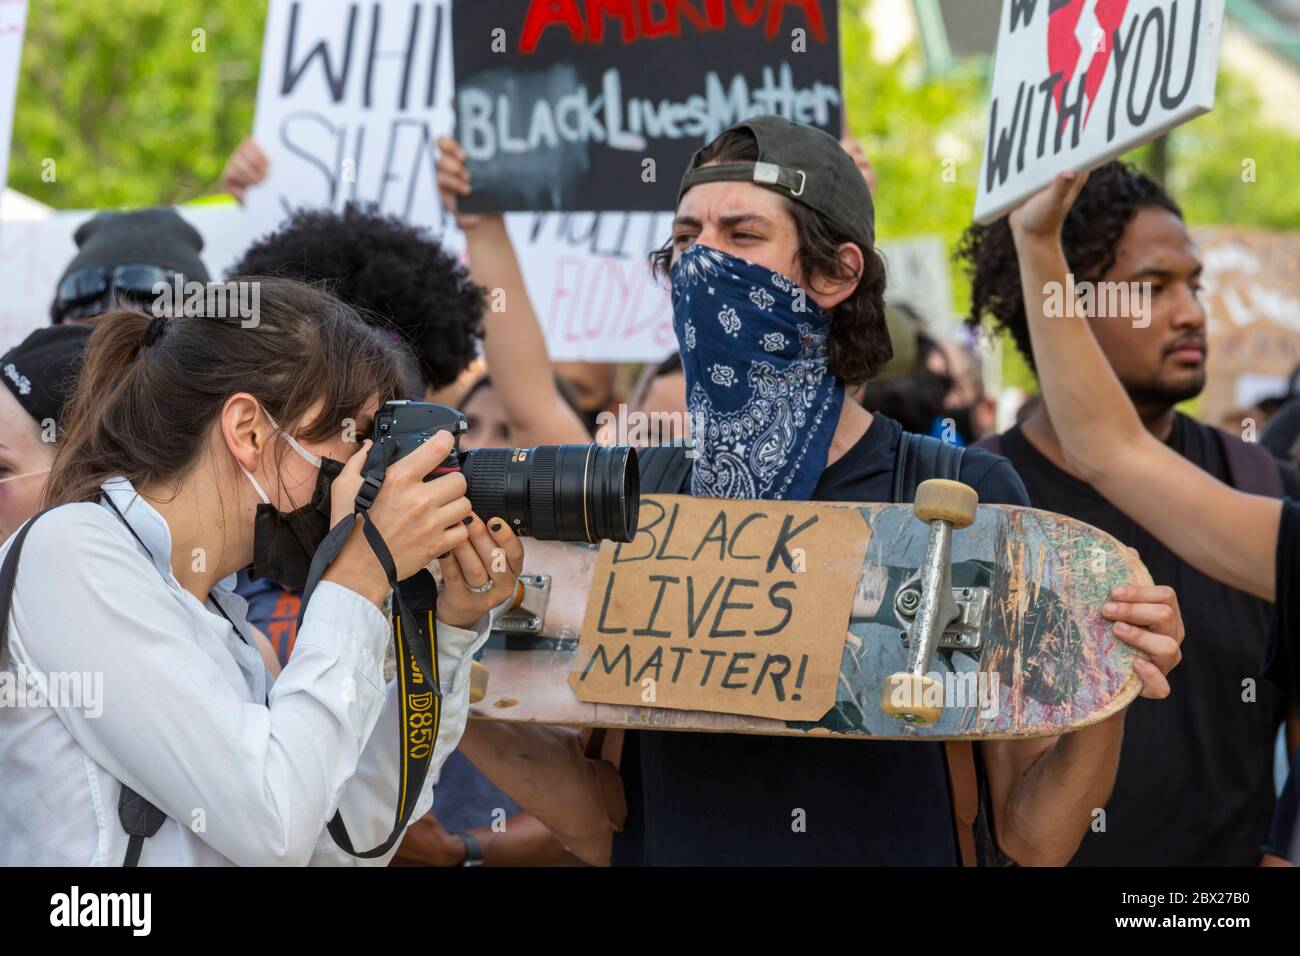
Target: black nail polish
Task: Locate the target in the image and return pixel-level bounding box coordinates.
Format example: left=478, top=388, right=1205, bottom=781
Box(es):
left=463, top=515, right=474, bottom=526
left=490, top=520, right=502, bottom=532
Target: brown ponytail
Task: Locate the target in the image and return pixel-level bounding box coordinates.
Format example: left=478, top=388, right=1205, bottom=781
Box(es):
left=44, top=277, right=408, bottom=506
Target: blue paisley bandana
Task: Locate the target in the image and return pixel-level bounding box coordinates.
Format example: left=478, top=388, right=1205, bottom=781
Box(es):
left=670, top=244, right=845, bottom=501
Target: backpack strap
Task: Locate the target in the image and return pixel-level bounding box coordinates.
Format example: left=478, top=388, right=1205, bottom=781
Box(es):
left=1215, top=429, right=1284, bottom=499
left=893, top=431, right=966, bottom=503
left=2, top=506, right=166, bottom=866
left=890, top=432, right=980, bottom=867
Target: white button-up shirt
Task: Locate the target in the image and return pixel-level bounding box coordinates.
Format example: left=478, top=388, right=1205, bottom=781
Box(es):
left=0, top=478, right=490, bottom=866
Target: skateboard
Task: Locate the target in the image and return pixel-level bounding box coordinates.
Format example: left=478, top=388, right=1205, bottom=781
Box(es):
left=469, top=483, right=1151, bottom=740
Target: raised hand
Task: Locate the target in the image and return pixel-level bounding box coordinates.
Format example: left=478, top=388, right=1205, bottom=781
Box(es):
left=1008, top=170, right=1090, bottom=241
left=436, top=136, right=491, bottom=231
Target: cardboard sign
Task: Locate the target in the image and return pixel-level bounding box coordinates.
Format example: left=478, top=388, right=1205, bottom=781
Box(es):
left=452, top=0, right=841, bottom=212
left=570, top=494, right=869, bottom=721
left=0, top=0, right=27, bottom=201
left=1194, top=227, right=1300, bottom=423
left=975, top=0, right=1224, bottom=224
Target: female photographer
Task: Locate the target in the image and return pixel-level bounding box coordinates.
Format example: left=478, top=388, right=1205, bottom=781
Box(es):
left=0, top=278, right=523, bottom=865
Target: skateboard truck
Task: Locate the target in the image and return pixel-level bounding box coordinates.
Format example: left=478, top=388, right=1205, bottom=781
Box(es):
left=493, top=574, right=551, bottom=635
left=894, top=583, right=989, bottom=652
left=880, top=479, right=980, bottom=727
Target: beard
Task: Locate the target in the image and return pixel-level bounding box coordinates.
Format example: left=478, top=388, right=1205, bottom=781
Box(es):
left=1124, top=367, right=1207, bottom=410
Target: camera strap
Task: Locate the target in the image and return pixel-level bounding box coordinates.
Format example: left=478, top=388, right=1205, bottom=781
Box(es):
left=296, top=501, right=443, bottom=860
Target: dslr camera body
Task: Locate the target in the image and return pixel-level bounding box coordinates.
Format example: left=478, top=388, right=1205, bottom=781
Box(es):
left=358, top=401, right=639, bottom=543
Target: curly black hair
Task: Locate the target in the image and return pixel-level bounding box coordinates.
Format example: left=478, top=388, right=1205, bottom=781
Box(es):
left=229, top=203, right=484, bottom=391
left=650, top=128, right=891, bottom=386
left=956, top=161, right=1182, bottom=371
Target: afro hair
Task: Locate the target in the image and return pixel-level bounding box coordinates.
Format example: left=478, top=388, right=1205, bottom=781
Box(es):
left=956, top=161, right=1182, bottom=371
left=230, top=203, right=484, bottom=391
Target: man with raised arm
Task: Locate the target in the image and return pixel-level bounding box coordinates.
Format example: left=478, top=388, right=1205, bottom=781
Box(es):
left=959, top=162, right=1300, bottom=866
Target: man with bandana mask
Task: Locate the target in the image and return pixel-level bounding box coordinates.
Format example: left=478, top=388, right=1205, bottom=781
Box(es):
left=458, top=117, right=1186, bottom=867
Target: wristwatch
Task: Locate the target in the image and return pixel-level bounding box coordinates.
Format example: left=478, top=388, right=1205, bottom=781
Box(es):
left=455, top=831, right=484, bottom=867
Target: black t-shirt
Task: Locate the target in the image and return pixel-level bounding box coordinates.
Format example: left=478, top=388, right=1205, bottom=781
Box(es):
left=612, top=413, right=1030, bottom=866
left=1267, top=501, right=1300, bottom=861
left=1262, top=397, right=1300, bottom=463
left=992, top=414, right=1298, bottom=866
left=1270, top=499, right=1300, bottom=710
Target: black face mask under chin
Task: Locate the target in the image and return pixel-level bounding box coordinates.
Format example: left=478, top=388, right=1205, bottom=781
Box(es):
left=248, top=456, right=344, bottom=590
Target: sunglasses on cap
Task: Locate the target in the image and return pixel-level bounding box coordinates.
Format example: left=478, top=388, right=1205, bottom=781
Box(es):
left=52, top=264, right=183, bottom=323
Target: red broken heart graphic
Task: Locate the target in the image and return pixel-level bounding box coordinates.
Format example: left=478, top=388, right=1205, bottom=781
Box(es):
left=1048, top=0, right=1131, bottom=128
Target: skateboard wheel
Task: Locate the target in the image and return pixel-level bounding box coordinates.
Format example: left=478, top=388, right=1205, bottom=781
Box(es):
left=469, top=661, right=489, bottom=704
left=880, top=673, right=944, bottom=726
left=913, top=479, right=978, bottom=529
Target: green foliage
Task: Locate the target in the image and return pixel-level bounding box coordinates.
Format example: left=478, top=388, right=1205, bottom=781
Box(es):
left=841, top=0, right=986, bottom=318
left=10, top=0, right=267, bottom=209
left=1131, top=69, right=1300, bottom=230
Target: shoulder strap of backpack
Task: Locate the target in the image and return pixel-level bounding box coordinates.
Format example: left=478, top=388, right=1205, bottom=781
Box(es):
left=1215, top=428, right=1284, bottom=499
left=635, top=443, right=693, bottom=495
left=1, top=506, right=166, bottom=866
left=892, top=431, right=966, bottom=503
left=890, top=433, right=980, bottom=866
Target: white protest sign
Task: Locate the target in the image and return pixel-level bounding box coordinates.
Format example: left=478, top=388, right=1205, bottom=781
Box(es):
left=975, top=0, right=1224, bottom=224
left=242, top=0, right=951, bottom=362
left=243, top=0, right=676, bottom=361
left=507, top=211, right=677, bottom=362
left=0, top=0, right=28, bottom=200
left=244, top=0, right=452, bottom=240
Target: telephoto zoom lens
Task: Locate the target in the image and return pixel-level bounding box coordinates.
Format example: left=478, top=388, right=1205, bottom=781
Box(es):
left=460, top=445, right=639, bottom=543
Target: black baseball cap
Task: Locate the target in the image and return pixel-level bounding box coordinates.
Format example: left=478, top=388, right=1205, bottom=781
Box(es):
left=1, top=325, right=93, bottom=431
left=677, top=115, right=875, bottom=251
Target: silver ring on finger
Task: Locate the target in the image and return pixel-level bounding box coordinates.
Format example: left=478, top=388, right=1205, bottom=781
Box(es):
left=464, top=577, right=495, bottom=595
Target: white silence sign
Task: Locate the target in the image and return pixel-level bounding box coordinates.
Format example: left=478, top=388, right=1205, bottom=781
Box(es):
left=245, top=0, right=453, bottom=239
left=975, top=0, right=1224, bottom=224
left=0, top=0, right=29, bottom=200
